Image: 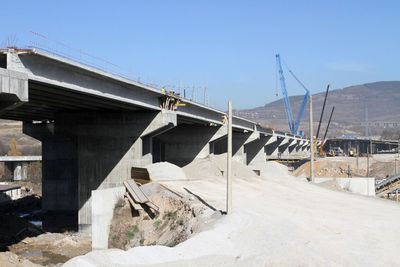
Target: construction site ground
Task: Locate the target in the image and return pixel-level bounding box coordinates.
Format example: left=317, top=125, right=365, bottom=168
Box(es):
left=64, top=154, right=400, bottom=266
left=294, top=154, right=400, bottom=180
left=0, top=180, right=91, bottom=266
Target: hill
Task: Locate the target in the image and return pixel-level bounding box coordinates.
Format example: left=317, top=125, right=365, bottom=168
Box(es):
left=234, top=81, right=400, bottom=138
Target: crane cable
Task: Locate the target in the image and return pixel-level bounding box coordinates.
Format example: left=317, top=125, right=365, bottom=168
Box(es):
left=281, top=58, right=310, bottom=92
left=275, top=59, right=279, bottom=97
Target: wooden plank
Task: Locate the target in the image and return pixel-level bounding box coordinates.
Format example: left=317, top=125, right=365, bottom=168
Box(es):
left=124, top=180, right=149, bottom=204
left=124, top=192, right=143, bottom=211
left=145, top=201, right=159, bottom=211
left=124, top=179, right=160, bottom=211
left=160, top=183, right=183, bottom=198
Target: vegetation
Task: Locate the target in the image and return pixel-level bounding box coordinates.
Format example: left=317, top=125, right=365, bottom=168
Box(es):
left=165, top=211, right=178, bottom=220
left=112, top=235, right=120, bottom=243
left=125, top=225, right=139, bottom=240
left=153, top=220, right=162, bottom=228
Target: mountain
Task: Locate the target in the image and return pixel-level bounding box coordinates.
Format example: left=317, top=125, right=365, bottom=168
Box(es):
left=233, top=81, right=400, bottom=138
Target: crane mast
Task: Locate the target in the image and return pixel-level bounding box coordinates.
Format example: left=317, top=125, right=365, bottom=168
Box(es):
left=275, top=54, right=310, bottom=135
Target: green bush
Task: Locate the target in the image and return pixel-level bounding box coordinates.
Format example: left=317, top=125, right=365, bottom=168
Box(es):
left=167, top=211, right=178, bottom=220
left=153, top=220, right=162, bottom=228
left=125, top=225, right=139, bottom=240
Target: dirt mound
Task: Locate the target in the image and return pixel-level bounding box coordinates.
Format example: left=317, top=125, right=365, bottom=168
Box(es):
left=0, top=251, right=40, bottom=267
left=294, top=158, right=368, bottom=178
left=370, top=161, right=397, bottom=180
left=183, top=157, right=223, bottom=179
left=253, top=161, right=290, bottom=178
left=183, top=153, right=257, bottom=179
left=146, top=162, right=187, bottom=181
left=7, top=232, right=91, bottom=266
left=108, top=183, right=218, bottom=250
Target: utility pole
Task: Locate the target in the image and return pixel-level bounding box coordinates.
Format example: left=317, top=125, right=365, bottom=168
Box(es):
left=204, top=84, right=209, bottom=106
left=309, top=95, right=314, bottom=181
left=367, top=147, right=370, bottom=178
left=356, top=155, right=359, bottom=176
left=227, top=101, right=233, bottom=215
left=370, top=139, right=373, bottom=155
left=192, top=86, right=196, bottom=102
left=365, top=104, right=369, bottom=137
left=395, top=159, right=397, bottom=175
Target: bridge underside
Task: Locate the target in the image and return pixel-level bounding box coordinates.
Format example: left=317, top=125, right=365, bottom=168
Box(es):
left=0, top=49, right=310, bottom=231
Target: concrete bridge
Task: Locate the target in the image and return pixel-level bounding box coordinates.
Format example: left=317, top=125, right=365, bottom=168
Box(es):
left=0, top=48, right=310, bottom=231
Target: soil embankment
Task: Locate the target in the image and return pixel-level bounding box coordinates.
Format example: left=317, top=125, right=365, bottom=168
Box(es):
left=109, top=182, right=220, bottom=250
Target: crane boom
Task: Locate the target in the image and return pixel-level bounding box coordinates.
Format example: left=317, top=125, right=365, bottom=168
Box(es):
left=275, top=54, right=310, bottom=135
left=319, top=106, right=335, bottom=155
left=276, top=54, right=295, bottom=133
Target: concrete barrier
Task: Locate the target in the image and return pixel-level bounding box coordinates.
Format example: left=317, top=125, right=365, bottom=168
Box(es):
left=91, top=186, right=125, bottom=250
left=313, top=177, right=376, bottom=197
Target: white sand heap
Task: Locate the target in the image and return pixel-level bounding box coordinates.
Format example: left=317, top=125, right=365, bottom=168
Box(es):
left=253, top=160, right=291, bottom=178
left=145, top=162, right=187, bottom=181
left=183, top=153, right=290, bottom=180
left=183, top=153, right=258, bottom=180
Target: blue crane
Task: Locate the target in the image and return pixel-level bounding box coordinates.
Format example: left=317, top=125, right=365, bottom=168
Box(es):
left=275, top=54, right=310, bottom=135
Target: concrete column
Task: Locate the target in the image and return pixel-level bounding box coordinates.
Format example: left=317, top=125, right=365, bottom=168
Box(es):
left=278, top=138, right=291, bottom=156
left=287, top=139, right=298, bottom=155
left=3, top=162, right=13, bottom=180
left=24, top=110, right=177, bottom=231
left=212, top=130, right=259, bottom=165
left=245, top=135, right=272, bottom=166
left=265, top=136, right=283, bottom=157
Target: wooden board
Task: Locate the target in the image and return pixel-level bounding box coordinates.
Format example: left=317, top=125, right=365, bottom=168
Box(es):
left=124, top=180, right=150, bottom=204
left=160, top=183, right=183, bottom=198
left=145, top=201, right=159, bottom=211
left=124, top=192, right=143, bottom=211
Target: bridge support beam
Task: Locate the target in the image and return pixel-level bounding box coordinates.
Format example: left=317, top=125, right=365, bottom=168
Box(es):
left=245, top=134, right=271, bottom=166
left=211, top=130, right=258, bottom=165
left=151, top=124, right=225, bottom=167
left=265, top=136, right=282, bottom=157
left=287, top=139, right=298, bottom=155
left=278, top=138, right=291, bottom=156
left=24, top=110, right=176, bottom=232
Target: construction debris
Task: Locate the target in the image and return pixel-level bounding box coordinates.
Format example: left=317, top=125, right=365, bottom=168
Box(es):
left=160, top=183, right=183, bottom=198
left=124, top=180, right=159, bottom=211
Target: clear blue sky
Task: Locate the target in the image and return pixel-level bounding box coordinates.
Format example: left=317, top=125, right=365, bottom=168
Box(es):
left=2, top=0, right=399, bottom=110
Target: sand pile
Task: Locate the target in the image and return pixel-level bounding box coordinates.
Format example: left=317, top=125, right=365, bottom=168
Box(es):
left=182, top=157, right=222, bottom=180
left=183, top=153, right=257, bottom=180
left=294, top=157, right=368, bottom=178
left=252, top=161, right=290, bottom=178
left=145, top=162, right=187, bottom=181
